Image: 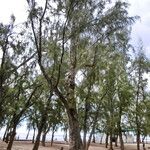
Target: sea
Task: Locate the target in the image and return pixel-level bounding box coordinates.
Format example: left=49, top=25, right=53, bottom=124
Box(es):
left=1, top=125, right=150, bottom=143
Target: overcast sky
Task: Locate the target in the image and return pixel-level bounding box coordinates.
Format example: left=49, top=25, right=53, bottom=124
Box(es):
left=0, top=0, right=149, bottom=135
left=0, top=0, right=149, bottom=57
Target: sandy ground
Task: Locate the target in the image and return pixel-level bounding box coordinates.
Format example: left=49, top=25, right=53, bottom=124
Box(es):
left=0, top=140, right=150, bottom=150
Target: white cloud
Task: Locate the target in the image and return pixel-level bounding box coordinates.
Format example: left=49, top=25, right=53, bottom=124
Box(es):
left=128, top=0, right=150, bottom=58
left=0, top=0, right=27, bottom=24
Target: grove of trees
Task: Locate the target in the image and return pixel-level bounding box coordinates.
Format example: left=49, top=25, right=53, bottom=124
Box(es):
left=0, top=0, right=150, bottom=150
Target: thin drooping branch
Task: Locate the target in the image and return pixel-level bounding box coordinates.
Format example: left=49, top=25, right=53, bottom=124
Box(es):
left=28, top=0, right=52, bottom=87
left=38, top=0, right=48, bottom=60
left=10, top=52, right=37, bottom=74
left=27, top=0, right=68, bottom=107
left=55, top=0, right=76, bottom=87
left=37, top=0, right=54, bottom=86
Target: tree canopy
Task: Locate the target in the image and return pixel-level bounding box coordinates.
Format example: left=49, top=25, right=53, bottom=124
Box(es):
left=0, top=1, right=150, bottom=150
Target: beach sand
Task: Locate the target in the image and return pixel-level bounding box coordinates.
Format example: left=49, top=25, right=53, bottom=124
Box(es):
left=0, top=140, right=150, bottom=150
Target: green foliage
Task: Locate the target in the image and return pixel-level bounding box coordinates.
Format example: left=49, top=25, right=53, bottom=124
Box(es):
left=0, top=1, right=149, bottom=148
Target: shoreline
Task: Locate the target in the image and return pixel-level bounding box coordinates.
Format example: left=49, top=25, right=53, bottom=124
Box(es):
left=1, top=140, right=150, bottom=150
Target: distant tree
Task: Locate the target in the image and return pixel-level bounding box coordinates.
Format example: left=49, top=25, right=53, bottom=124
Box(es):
left=0, top=16, right=36, bottom=127
left=129, top=45, right=150, bottom=150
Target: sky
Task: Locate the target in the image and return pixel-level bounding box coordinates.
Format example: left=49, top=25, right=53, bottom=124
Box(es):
left=128, top=0, right=150, bottom=57
left=0, top=0, right=149, bottom=75
left=0, top=0, right=150, bottom=56
left=0, top=0, right=149, bottom=135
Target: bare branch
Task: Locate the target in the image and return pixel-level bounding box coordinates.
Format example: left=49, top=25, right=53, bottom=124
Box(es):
left=55, top=0, right=77, bottom=87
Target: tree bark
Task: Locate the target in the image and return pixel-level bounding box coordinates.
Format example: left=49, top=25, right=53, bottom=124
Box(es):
left=109, top=133, right=113, bottom=150
left=64, top=128, right=68, bottom=142
left=92, top=134, right=95, bottom=143
left=117, top=96, right=124, bottom=150
left=115, top=135, right=118, bottom=147
left=142, top=136, right=146, bottom=150
left=32, top=127, right=36, bottom=144
left=100, top=133, right=104, bottom=144
left=83, top=102, right=88, bottom=150
left=32, top=115, right=46, bottom=150
left=7, top=125, right=17, bottom=150
left=67, top=108, right=83, bottom=150
left=136, top=129, right=141, bottom=150
left=42, top=127, right=50, bottom=146
left=50, top=125, right=56, bottom=146
left=105, top=133, right=109, bottom=148
left=135, top=60, right=142, bottom=150
left=32, top=128, right=42, bottom=150
left=118, top=127, right=124, bottom=150
left=26, top=128, right=30, bottom=140
left=3, top=123, right=10, bottom=142
left=42, top=132, right=46, bottom=146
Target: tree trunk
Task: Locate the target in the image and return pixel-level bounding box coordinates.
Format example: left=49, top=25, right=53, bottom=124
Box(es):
left=42, top=127, right=49, bottom=147
left=32, top=127, right=36, bottom=144
left=83, top=87, right=92, bottom=150
left=50, top=125, right=56, bottom=146
left=100, top=133, right=104, bottom=144
left=32, top=111, right=48, bottom=150
left=32, top=127, right=43, bottom=150
left=118, top=128, right=124, bottom=150
left=3, top=124, right=9, bottom=142
left=26, top=128, right=30, bottom=140
left=83, top=104, right=88, bottom=150
left=32, top=119, right=46, bottom=150
left=109, top=133, right=113, bottom=150
left=135, top=64, right=142, bottom=150
left=3, top=130, right=7, bottom=142
left=67, top=109, right=83, bottom=150
left=85, top=128, right=95, bottom=150
left=7, top=125, right=16, bottom=150
left=142, top=136, right=146, bottom=150
left=136, top=129, right=141, bottom=150
left=42, top=132, right=46, bottom=146
left=105, top=133, right=109, bottom=148
left=92, top=134, right=95, bottom=143
left=115, top=135, right=118, bottom=147
left=64, top=128, right=68, bottom=142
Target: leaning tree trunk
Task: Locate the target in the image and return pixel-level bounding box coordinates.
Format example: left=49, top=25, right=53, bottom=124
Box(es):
left=32, top=114, right=46, bottom=150
left=42, top=127, right=50, bottom=146
left=92, top=134, right=96, bottom=143
left=115, top=135, right=118, bottom=147
left=85, top=103, right=101, bottom=150
left=26, top=128, right=30, bottom=140
left=105, top=133, right=109, bottom=148
left=109, top=132, right=113, bottom=150
left=50, top=125, right=56, bottom=146
left=3, top=129, right=8, bottom=142
left=142, top=136, right=146, bottom=150
left=7, top=124, right=17, bottom=150
left=42, top=132, right=46, bottom=147
left=64, top=128, right=68, bottom=142
left=3, top=123, right=10, bottom=142
left=32, top=127, right=43, bottom=150
left=86, top=126, right=96, bottom=150
left=100, top=133, right=104, bottom=144
left=32, top=127, right=36, bottom=144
